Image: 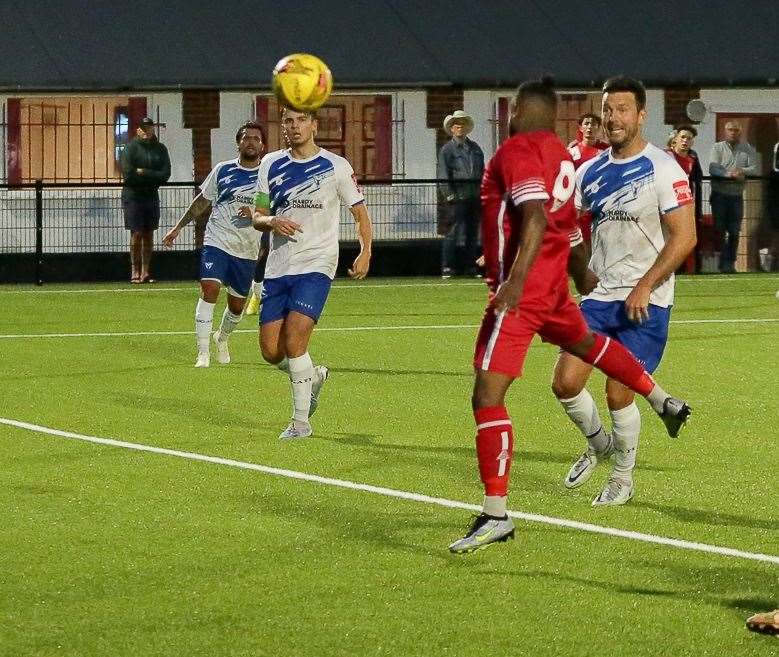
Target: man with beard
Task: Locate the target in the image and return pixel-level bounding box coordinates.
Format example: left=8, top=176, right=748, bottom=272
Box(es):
left=163, top=121, right=266, bottom=367
left=552, top=77, right=697, bottom=506
left=448, top=78, right=692, bottom=554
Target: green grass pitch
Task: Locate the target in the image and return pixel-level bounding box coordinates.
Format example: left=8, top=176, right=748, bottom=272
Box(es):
left=0, top=274, right=777, bottom=656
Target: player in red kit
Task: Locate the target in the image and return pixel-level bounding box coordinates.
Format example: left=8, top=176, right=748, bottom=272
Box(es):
left=448, top=78, right=692, bottom=554
left=568, top=113, right=609, bottom=168
left=568, top=113, right=608, bottom=244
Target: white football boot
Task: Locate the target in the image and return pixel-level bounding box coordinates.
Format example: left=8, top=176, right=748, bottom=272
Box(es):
left=279, top=420, right=313, bottom=440
left=591, top=475, right=634, bottom=506
left=308, top=365, right=329, bottom=417
left=195, top=351, right=210, bottom=368
left=213, top=331, right=230, bottom=365
left=564, top=437, right=614, bottom=489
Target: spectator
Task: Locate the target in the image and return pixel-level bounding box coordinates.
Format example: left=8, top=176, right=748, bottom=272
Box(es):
left=568, top=113, right=609, bottom=244
left=708, top=121, right=758, bottom=273
left=438, top=110, right=484, bottom=278
left=120, top=117, right=171, bottom=283
left=667, top=124, right=705, bottom=272
left=668, top=125, right=703, bottom=212
left=763, top=141, right=779, bottom=271
left=568, top=112, right=609, bottom=168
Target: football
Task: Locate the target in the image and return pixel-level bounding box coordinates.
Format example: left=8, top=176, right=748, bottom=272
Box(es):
left=272, top=53, right=333, bottom=112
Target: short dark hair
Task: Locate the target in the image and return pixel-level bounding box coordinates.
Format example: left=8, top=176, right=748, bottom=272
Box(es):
left=674, top=123, right=698, bottom=137
left=578, top=112, right=601, bottom=126
left=235, top=120, right=266, bottom=144
left=513, top=75, right=557, bottom=110
left=602, top=76, right=646, bottom=110
left=280, top=106, right=318, bottom=121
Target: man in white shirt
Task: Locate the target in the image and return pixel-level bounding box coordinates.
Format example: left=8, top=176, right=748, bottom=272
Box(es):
left=552, top=77, right=697, bottom=506
left=163, top=121, right=266, bottom=367
left=253, top=107, right=373, bottom=440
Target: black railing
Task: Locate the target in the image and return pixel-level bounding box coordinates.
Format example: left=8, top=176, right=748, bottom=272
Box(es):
left=0, top=179, right=458, bottom=258
left=1, top=177, right=778, bottom=282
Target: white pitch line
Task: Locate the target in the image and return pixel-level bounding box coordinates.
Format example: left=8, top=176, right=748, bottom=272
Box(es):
left=1, top=416, right=777, bottom=566
left=671, top=318, right=779, bottom=324
left=0, top=275, right=776, bottom=295
left=0, top=325, right=479, bottom=339
left=0, top=318, right=778, bottom=340
left=0, top=282, right=484, bottom=295
left=0, top=286, right=188, bottom=295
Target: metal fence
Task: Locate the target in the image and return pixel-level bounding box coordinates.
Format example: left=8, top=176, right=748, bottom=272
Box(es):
left=1, top=177, right=777, bottom=270
left=0, top=179, right=450, bottom=257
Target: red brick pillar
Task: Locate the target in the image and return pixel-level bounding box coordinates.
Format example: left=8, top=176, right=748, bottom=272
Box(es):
left=182, top=90, right=220, bottom=246
left=664, top=87, right=701, bottom=128
left=427, top=87, right=466, bottom=156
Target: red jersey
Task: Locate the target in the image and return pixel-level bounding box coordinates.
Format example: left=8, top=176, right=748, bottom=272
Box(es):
left=568, top=139, right=609, bottom=170
left=666, top=147, right=696, bottom=176
left=480, top=130, right=578, bottom=301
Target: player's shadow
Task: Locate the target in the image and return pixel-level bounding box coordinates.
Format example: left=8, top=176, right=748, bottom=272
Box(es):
left=243, top=491, right=464, bottom=562
left=324, top=432, right=575, bottom=466
left=477, top=559, right=777, bottom=619
left=325, top=432, right=472, bottom=458
left=631, top=500, right=779, bottom=531
left=329, top=366, right=472, bottom=378
left=110, top=392, right=281, bottom=434
left=0, top=363, right=184, bottom=383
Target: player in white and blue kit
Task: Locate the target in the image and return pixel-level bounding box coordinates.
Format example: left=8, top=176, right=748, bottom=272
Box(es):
left=552, top=77, right=696, bottom=506
left=163, top=121, right=266, bottom=367
left=252, top=108, right=373, bottom=440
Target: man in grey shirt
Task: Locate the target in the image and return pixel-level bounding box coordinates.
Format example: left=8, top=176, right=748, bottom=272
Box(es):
left=708, top=121, right=758, bottom=273
left=438, top=110, right=484, bottom=278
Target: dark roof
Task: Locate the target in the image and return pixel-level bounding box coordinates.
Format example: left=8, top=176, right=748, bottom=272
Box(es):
left=2, top=0, right=778, bottom=91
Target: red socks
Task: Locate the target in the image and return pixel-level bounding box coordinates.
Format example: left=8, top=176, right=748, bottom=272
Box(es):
left=580, top=333, right=655, bottom=397
left=474, top=406, right=514, bottom=496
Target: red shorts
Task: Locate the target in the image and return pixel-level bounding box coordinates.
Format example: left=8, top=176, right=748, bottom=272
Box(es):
left=473, top=283, right=589, bottom=378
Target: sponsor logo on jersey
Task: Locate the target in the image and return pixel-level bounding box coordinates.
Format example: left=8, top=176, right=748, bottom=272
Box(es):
left=584, top=178, right=602, bottom=195
left=601, top=209, right=638, bottom=224
left=672, top=180, right=693, bottom=204
left=205, top=262, right=214, bottom=269
left=233, top=193, right=255, bottom=205
left=290, top=199, right=324, bottom=210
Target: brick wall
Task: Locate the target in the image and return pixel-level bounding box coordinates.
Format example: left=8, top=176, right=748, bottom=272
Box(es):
left=426, top=87, right=464, bottom=155
left=182, top=90, right=220, bottom=183
left=664, top=87, right=701, bottom=127
left=182, top=90, right=219, bottom=246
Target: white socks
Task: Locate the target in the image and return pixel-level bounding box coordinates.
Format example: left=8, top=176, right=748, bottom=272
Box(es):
left=287, top=353, right=314, bottom=424
left=253, top=280, right=264, bottom=299
left=610, top=403, right=641, bottom=480
left=217, top=308, right=242, bottom=341
left=559, top=389, right=612, bottom=454
left=483, top=495, right=507, bottom=518
left=195, top=299, right=215, bottom=353
left=646, top=383, right=669, bottom=414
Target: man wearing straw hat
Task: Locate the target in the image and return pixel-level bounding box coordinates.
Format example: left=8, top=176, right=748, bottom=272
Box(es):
left=438, top=110, right=484, bottom=278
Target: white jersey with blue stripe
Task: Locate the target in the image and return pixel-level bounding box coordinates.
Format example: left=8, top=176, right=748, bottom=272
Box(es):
left=575, top=143, right=691, bottom=308
left=256, top=148, right=364, bottom=279
left=200, top=158, right=261, bottom=261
